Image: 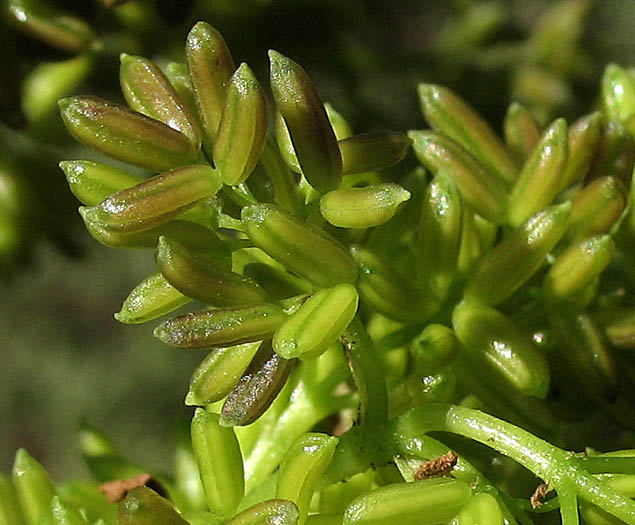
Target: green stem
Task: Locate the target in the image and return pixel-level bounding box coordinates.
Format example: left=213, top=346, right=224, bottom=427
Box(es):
left=558, top=478, right=579, bottom=525
left=389, top=403, right=635, bottom=524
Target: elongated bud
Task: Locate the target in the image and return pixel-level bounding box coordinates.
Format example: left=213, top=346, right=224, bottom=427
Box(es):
left=163, top=62, right=200, bottom=123
left=455, top=492, right=504, bottom=525
left=226, top=500, right=299, bottom=525
left=220, top=341, right=295, bottom=426
left=464, top=202, right=571, bottom=306
left=595, top=308, right=635, bottom=349
left=51, top=496, right=85, bottom=525
left=568, top=176, right=626, bottom=241
left=585, top=120, right=635, bottom=187
left=549, top=304, right=618, bottom=401
left=504, top=102, right=541, bottom=166
left=60, top=160, right=144, bottom=206
left=276, top=434, right=338, bottom=525
left=419, top=83, right=516, bottom=185
left=338, top=131, right=412, bottom=174
left=243, top=262, right=312, bottom=301
left=544, top=235, right=614, bottom=302
left=269, top=50, right=342, bottom=193
left=350, top=245, right=439, bottom=323
left=190, top=409, right=244, bottom=518
left=154, top=303, right=287, bottom=349
left=343, top=478, right=471, bottom=525
left=242, top=204, right=357, bottom=287
left=274, top=284, right=358, bottom=359
left=416, top=171, right=462, bottom=298
left=120, top=54, right=201, bottom=149
left=326, top=103, right=353, bottom=139
left=260, top=138, right=302, bottom=213
left=457, top=209, right=483, bottom=277
left=274, top=111, right=302, bottom=174
left=23, top=54, right=93, bottom=125
left=118, top=486, right=188, bottom=525
left=319, top=183, right=410, bottom=229
left=58, top=96, right=197, bottom=172
left=213, top=63, right=268, bottom=185
left=186, top=342, right=262, bottom=406
left=409, top=324, right=460, bottom=372
left=115, top=272, right=190, bottom=324
left=0, top=474, right=25, bottom=525
left=507, top=118, right=568, bottom=227
left=6, top=0, right=95, bottom=53
left=79, top=207, right=229, bottom=256
left=12, top=449, right=56, bottom=525
left=92, top=165, right=222, bottom=232
left=409, top=130, right=508, bottom=224
left=186, top=22, right=235, bottom=145
left=558, top=112, right=603, bottom=191
left=452, top=302, right=550, bottom=398
left=157, top=236, right=268, bottom=307
left=602, top=63, right=635, bottom=122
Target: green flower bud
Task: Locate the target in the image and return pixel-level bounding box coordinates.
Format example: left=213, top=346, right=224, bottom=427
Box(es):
left=274, top=111, right=302, bottom=174
left=163, top=62, right=201, bottom=123
left=602, top=63, right=635, bottom=122
left=190, top=409, right=244, bottom=519
left=585, top=120, right=635, bottom=188
left=115, top=272, right=190, bottom=325
left=503, top=102, right=541, bottom=166
left=558, top=112, right=603, bottom=191
left=242, top=204, right=357, bottom=288
left=118, top=486, right=188, bottom=525
left=220, top=341, right=295, bottom=426
left=60, top=160, right=144, bottom=206
left=452, top=302, right=550, bottom=398
left=456, top=209, right=482, bottom=277
left=273, top=284, right=358, bottom=359
left=338, top=131, right=412, bottom=174
left=0, top=473, right=25, bottom=525
left=568, top=176, right=626, bottom=241
left=343, top=478, right=471, bottom=525
left=213, top=63, right=268, bottom=185
left=416, top=171, right=462, bottom=298
left=544, top=235, right=614, bottom=302
left=464, top=202, right=571, bottom=306
left=507, top=118, right=568, bottom=228
left=276, top=433, right=338, bottom=525
left=92, top=164, right=222, bottom=232
left=186, top=22, right=235, bottom=145
left=549, top=304, right=618, bottom=402
left=409, top=324, right=460, bottom=372
left=51, top=496, right=85, bottom=525
left=12, top=449, right=56, bottom=525
left=56, top=482, right=117, bottom=524
left=409, top=130, right=508, bottom=224
left=5, top=0, right=95, bottom=53
left=186, top=341, right=262, bottom=406
left=350, top=245, right=440, bottom=323
left=79, top=206, right=229, bottom=256
left=243, top=262, right=312, bottom=301
left=269, top=50, right=342, bottom=193
left=58, top=96, right=197, bottom=172
left=260, top=138, right=302, bottom=214
left=157, top=236, right=268, bottom=307
left=22, top=54, right=93, bottom=125
left=325, top=103, right=353, bottom=140
left=226, top=500, right=299, bottom=525
left=319, top=183, right=410, bottom=229
left=120, top=54, right=201, bottom=149
left=419, top=83, right=516, bottom=185
left=154, top=303, right=287, bottom=349
left=455, top=492, right=504, bottom=525
left=595, top=308, right=635, bottom=350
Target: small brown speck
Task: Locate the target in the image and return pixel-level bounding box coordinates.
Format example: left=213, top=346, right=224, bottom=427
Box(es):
left=414, top=451, right=458, bottom=480
left=99, top=473, right=152, bottom=503
left=530, top=483, right=550, bottom=509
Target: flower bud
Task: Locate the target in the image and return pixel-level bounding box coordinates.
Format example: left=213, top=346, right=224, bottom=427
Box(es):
left=558, top=112, right=603, bottom=191
left=226, top=499, right=299, bottom=525
left=59, top=96, right=197, bottom=172
left=409, top=130, right=508, bottom=224
left=118, top=487, right=188, bottom=524
left=338, top=131, right=412, bottom=174
left=419, top=83, right=516, bottom=185
left=242, top=204, right=357, bottom=288
left=602, top=63, right=635, bottom=122
left=213, top=63, right=268, bottom=185
left=51, top=495, right=86, bottom=525
left=503, top=102, right=541, bottom=166
left=320, top=183, right=410, bottom=229
left=12, top=449, right=57, bottom=525
left=269, top=50, right=342, bottom=193
left=585, top=120, right=634, bottom=188
left=120, top=54, right=201, bottom=149
left=154, top=303, right=287, bottom=349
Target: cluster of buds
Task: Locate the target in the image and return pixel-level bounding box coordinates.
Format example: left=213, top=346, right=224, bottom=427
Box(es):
left=5, top=15, right=635, bottom=525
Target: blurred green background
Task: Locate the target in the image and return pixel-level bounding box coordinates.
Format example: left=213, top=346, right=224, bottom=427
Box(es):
left=2, top=0, right=635, bottom=481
